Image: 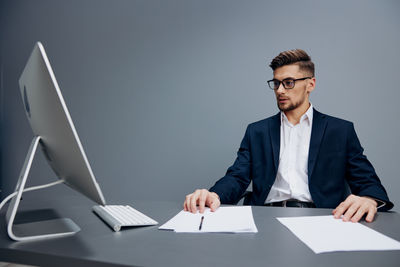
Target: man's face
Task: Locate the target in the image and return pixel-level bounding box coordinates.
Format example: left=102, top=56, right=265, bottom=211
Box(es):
left=273, top=64, right=315, bottom=112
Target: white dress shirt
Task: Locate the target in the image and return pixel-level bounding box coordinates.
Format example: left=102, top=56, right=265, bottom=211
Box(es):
left=265, top=104, right=314, bottom=203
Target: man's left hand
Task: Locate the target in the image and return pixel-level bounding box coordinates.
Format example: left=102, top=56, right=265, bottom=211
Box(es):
left=332, top=194, right=378, bottom=223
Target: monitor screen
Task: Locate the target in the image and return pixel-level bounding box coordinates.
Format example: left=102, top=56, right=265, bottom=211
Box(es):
left=17, top=42, right=106, bottom=205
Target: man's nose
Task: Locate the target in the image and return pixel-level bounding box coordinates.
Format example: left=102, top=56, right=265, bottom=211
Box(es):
left=276, top=82, right=285, bottom=93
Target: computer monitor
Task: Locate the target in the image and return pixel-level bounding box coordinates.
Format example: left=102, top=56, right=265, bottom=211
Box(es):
left=5, top=42, right=106, bottom=241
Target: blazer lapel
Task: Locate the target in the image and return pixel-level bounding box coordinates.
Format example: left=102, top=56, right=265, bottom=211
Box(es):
left=308, top=109, right=328, bottom=179
left=269, top=112, right=281, bottom=173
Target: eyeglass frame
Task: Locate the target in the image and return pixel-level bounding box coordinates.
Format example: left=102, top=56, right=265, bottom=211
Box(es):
left=267, top=76, right=313, bottom=90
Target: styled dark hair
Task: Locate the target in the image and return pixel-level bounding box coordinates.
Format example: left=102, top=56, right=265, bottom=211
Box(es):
left=269, top=49, right=314, bottom=76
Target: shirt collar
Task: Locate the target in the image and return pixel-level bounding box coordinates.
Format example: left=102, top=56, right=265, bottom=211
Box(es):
left=303, top=103, right=313, bottom=125
left=280, top=103, right=314, bottom=126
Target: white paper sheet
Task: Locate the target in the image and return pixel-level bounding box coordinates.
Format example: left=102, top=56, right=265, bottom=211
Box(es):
left=277, top=215, right=400, bottom=253
left=159, top=206, right=258, bottom=233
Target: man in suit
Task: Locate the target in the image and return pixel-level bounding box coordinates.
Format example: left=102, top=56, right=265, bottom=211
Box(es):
left=183, top=49, right=393, bottom=223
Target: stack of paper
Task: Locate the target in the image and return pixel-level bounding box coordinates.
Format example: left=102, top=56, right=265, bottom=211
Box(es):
left=159, top=206, right=258, bottom=233
left=277, top=215, right=400, bottom=253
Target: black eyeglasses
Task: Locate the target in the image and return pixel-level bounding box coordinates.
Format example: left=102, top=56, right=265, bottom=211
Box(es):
left=267, top=77, right=313, bottom=90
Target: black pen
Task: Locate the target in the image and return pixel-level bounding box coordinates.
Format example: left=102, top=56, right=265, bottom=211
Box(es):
left=199, top=216, right=204, bottom=231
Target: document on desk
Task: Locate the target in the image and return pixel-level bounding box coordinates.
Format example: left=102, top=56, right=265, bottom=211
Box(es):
left=159, top=206, right=258, bottom=233
left=277, top=215, right=400, bottom=253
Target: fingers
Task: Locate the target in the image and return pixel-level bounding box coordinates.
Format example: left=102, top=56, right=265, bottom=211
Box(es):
left=333, top=194, right=355, bottom=219
left=365, top=206, right=377, bottom=223
left=208, top=192, right=221, bottom=212
left=347, top=203, right=365, bottom=222
left=332, top=195, right=378, bottom=223
left=190, top=190, right=200, bottom=213
left=183, top=194, right=191, bottom=212
left=183, top=189, right=220, bottom=214
left=183, top=192, right=199, bottom=213
left=198, top=190, right=209, bottom=213
left=342, top=202, right=360, bottom=222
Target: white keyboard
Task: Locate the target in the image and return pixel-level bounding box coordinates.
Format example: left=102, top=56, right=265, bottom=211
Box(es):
left=93, top=205, right=158, bottom=232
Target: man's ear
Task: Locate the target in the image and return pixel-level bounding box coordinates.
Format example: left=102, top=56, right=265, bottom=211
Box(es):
left=307, top=77, right=316, bottom=93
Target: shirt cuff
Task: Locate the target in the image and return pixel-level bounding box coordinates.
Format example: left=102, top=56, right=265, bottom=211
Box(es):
left=365, top=196, right=386, bottom=209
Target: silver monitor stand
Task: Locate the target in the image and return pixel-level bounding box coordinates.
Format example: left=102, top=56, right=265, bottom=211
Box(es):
left=5, top=136, right=80, bottom=242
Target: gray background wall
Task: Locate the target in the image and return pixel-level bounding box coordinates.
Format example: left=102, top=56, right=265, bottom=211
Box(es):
left=0, top=0, right=399, bottom=210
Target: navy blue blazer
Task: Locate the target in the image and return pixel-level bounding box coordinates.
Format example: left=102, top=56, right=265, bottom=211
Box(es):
left=210, top=109, right=393, bottom=211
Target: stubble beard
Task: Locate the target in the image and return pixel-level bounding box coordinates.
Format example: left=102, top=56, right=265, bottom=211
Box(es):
left=277, top=96, right=306, bottom=112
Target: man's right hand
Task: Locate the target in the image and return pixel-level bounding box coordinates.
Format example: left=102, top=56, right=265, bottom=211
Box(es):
left=183, top=189, right=221, bottom=213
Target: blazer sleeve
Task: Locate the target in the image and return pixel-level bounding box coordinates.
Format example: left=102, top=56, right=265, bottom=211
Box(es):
left=209, top=125, right=252, bottom=204
left=345, top=123, right=393, bottom=211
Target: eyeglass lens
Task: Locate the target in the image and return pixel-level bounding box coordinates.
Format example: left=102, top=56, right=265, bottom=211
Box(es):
left=270, top=79, right=295, bottom=90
